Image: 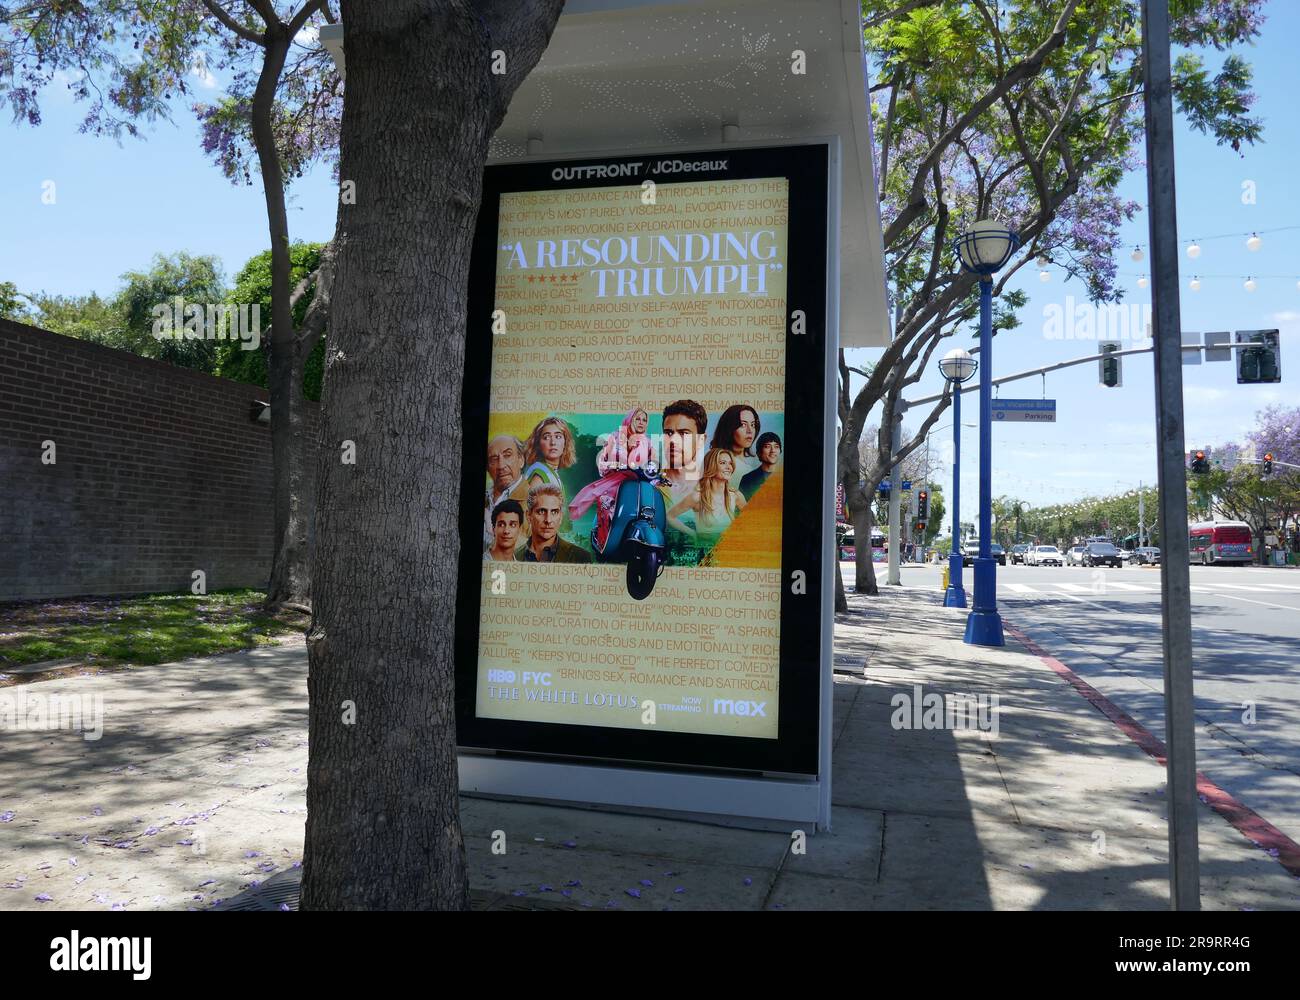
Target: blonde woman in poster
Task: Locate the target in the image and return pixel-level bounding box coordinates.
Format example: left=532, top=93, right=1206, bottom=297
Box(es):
left=667, top=447, right=747, bottom=542
left=521, top=415, right=577, bottom=490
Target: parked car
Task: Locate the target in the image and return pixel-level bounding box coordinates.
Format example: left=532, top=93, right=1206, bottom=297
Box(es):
left=1031, top=545, right=1063, bottom=566
left=1117, top=547, right=1135, bottom=563
left=1066, top=545, right=1088, bottom=567
left=1083, top=541, right=1123, bottom=568
left=989, top=543, right=1007, bottom=566
left=1010, top=544, right=1031, bottom=564
left=1134, top=546, right=1162, bottom=565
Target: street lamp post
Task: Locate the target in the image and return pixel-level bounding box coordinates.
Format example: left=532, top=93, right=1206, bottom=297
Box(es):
left=939, top=347, right=977, bottom=607
left=954, top=220, right=1019, bottom=647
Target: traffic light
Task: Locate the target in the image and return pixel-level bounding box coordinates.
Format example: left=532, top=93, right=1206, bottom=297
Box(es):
left=1099, top=341, right=1121, bottom=388
left=1263, top=453, right=1274, bottom=476
left=917, top=490, right=929, bottom=519
left=1236, top=329, right=1281, bottom=384
left=1190, top=450, right=1210, bottom=474
left=915, top=520, right=927, bottom=534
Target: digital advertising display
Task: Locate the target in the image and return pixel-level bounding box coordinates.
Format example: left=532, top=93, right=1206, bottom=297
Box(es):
left=456, top=145, right=830, bottom=775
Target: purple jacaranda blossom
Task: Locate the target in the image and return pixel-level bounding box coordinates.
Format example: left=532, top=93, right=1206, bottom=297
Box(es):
left=561, top=889, right=572, bottom=898
left=626, top=888, right=641, bottom=899
left=512, top=889, right=528, bottom=897
left=243, top=850, right=260, bottom=858
left=35, top=862, right=51, bottom=871
left=35, top=893, right=52, bottom=902
left=279, top=903, right=291, bottom=911
left=143, top=826, right=160, bottom=837
left=564, top=879, right=581, bottom=887
left=561, top=840, right=577, bottom=848
left=198, top=880, right=215, bottom=887
left=539, top=884, right=553, bottom=892
left=743, top=877, right=753, bottom=886
left=674, top=887, right=685, bottom=894
left=639, top=879, right=653, bottom=887
left=176, top=839, right=194, bottom=847
left=0, top=811, right=14, bottom=823
left=67, top=858, right=77, bottom=867
left=92, top=807, right=103, bottom=816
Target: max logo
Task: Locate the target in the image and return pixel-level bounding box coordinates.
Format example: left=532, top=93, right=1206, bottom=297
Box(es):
left=712, top=699, right=766, bottom=717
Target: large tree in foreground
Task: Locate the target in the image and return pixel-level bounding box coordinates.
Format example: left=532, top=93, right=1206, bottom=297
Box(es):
left=838, top=0, right=1266, bottom=600
left=300, top=0, right=564, bottom=911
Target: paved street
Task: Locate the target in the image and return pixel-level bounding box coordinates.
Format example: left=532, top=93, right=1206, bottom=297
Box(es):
left=876, top=562, right=1300, bottom=849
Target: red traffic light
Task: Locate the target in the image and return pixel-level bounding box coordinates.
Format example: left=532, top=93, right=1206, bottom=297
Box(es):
left=1195, top=451, right=1205, bottom=460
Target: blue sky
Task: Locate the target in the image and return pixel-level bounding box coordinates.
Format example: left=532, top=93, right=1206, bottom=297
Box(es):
left=1, top=4, right=1296, bottom=519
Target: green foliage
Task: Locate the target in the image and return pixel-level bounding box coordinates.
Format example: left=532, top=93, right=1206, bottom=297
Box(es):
left=114, top=252, right=228, bottom=371
left=216, top=243, right=327, bottom=401
left=0, top=280, right=30, bottom=320
left=24, top=291, right=123, bottom=343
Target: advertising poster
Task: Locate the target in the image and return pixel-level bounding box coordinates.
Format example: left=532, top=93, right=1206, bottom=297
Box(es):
left=458, top=146, right=828, bottom=774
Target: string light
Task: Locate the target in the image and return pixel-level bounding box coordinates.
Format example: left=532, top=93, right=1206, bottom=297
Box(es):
left=1137, top=275, right=1148, bottom=288
left=1035, top=255, right=1050, bottom=268
left=1131, top=246, right=1144, bottom=262
left=1247, top=232, right=1262, bottom=252
left=1039, top=269, right=1051, bottom=282
left=1244, top=276, right=1257, bottom=292
left=1189, top=276, right=1201, bottom=291
left=1187, top=241, right=1201, bottom=259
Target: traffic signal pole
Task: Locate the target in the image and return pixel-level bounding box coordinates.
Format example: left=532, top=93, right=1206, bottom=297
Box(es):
left=1143, top=0, right=1200, bottom=910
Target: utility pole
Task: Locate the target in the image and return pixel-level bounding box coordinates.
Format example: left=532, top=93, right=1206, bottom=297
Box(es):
left=1143, top=0, right=1200, bottom=910
left=887, top=411, right=902, bottom=585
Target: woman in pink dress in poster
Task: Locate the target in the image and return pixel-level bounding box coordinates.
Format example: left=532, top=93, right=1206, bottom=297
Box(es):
left=568, top=407, right=653, bottom=549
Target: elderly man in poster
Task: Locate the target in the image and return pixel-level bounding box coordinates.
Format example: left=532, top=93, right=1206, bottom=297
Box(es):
left=485, top=434, right=530, bottom=548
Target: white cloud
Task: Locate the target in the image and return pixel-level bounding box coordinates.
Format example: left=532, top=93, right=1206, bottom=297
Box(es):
left=1269, top=310, right=1300, bottom=324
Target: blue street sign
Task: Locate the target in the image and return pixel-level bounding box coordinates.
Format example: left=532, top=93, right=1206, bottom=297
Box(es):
left=902, top=480, right=912, bottom=491
left=991, top=398, right=1056, bottom=423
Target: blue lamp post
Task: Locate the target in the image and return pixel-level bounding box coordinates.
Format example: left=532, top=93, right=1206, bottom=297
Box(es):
left=939, top=347, right=977, bottom=608
left=953, top=220, right=1020, bottom=647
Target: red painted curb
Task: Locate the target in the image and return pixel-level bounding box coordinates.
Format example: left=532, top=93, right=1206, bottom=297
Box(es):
left=1004, top=621, right=1300, bottom=880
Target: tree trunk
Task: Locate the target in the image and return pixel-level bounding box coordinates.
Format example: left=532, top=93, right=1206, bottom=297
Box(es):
left=852, top=502, right=878, bottom=596
left=834, top=552, right=848, bottom=613
left=248, top=26, right=301, bottom=610
left=300, top=0, right=561, bottom=912
left=265, top=346, right=316, bottom=608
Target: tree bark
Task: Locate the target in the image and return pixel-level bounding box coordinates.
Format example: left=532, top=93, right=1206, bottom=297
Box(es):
left=300, top=0, right=562, bottom=912
left=834, top=550, right=848, bottom=613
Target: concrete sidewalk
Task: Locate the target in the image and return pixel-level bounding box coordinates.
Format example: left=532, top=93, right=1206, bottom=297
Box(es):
left=2, top=586, right=1298, bottom=910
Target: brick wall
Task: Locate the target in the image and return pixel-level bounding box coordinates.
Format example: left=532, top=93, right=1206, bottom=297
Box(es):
left=0, top=319, right=305, bottom=600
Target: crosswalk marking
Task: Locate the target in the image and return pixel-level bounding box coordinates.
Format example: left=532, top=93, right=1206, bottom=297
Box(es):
left=995, top=579, right=1300, bottom=600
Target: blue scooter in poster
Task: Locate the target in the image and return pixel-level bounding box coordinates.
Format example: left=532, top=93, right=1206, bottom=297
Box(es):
left=591, top=460, right=669, bottom=600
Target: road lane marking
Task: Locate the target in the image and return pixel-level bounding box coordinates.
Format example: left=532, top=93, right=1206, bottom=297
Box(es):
left=1053, top=583, right=1095, bottom=593
left=1106, top=582, right=1156, bottom=592
left=1211, top=592, right=1300, bottom=612
left=1005, top=583, right=1035, bottom=594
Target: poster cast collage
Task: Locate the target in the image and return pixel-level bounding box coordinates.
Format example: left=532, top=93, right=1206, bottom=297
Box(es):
left=482, top=402, right=784, bottom=567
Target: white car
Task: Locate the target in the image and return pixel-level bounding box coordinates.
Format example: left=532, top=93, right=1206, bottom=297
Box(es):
left=1066, top=545, right=1087, bottom=567
left=1032, top=545, right=1063, bottom=567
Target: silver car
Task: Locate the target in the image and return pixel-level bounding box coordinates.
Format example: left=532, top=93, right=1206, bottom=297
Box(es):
left=1033, top=545, right=1064, bottom=567
left=1066, top=545, right=1087, bottom=567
